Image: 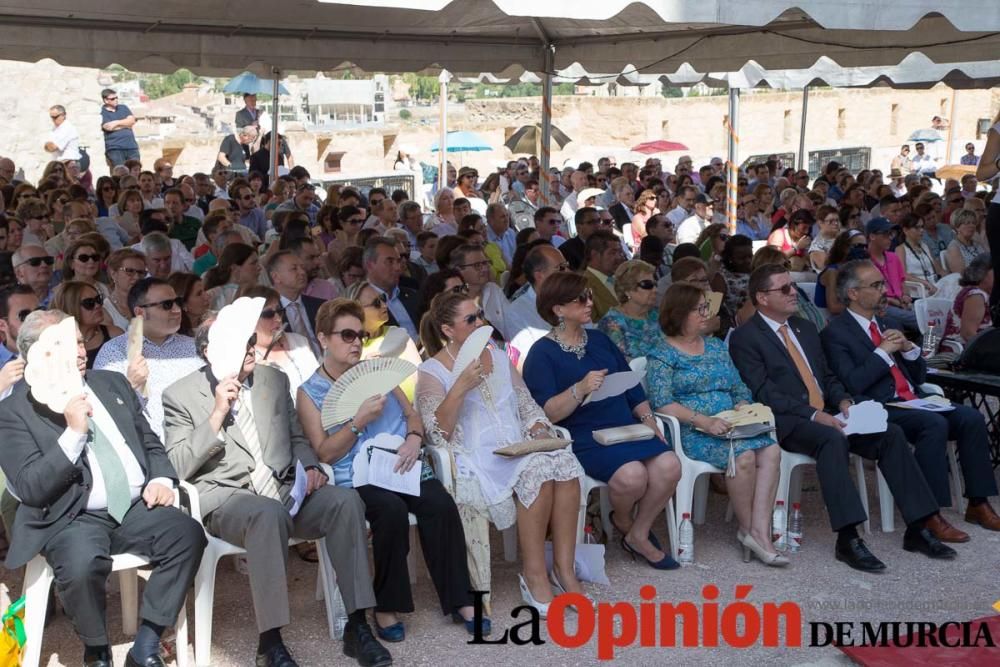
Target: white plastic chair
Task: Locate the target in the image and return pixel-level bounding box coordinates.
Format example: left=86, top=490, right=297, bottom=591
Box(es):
left=180, top=481, right=341, bottom=666
left=796, top=281, right=817, bottom=304
left=939, top=250, right=951, bottom=274
left=499, top=271, right=510, bottom=289
left=622, top=223, right=635, bottom=251
left=904, top=280, right=928, bottom=300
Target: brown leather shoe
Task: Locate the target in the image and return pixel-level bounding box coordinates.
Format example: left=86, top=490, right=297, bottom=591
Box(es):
left=965, top=502, right=1000, bottom=531
left=925, top=513, right=970, bottom=543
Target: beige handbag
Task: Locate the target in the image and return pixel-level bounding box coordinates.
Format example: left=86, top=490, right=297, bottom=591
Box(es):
left=592, top=424, right=655, bottom=446
left=494, top=438, right=570, bottom=458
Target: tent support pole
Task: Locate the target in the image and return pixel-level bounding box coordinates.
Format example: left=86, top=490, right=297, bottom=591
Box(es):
left=945, top=87, right=957, bottom=165
left=438, top=70, right=451, bottom=191
left=540, top=46, right=554, bottom=205
left=797, top=86, right=809, bottom=172
left=726, top=87, right=740, bottom=233
left=270, top=67, right=281, bottom=186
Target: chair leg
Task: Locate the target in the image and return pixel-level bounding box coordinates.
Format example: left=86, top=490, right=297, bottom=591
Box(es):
left=674, top=475, right=696, bottom=533
left=175, top=596, right=189, bottom=667
left=316, top=541, right=343, bottom=640
left=193, top=549, right=223, bottom=667
left=853, top=456, right=871, bottom=535
left=598, top=488, right=612, bottom=541
left=692, top=475, right=710, bottom=525
left=876, top=468, right=895, bottom=533
left=575, top=484, right=589, bottom=544
left=947, top=442, right=966, bottom=514
left=21, top=556, right=53, bottom=667
left=502, top=526, right=518, bottom=562
left=119, top=568, right=139, bottom=636
left=665, top=498, right=679, bottom=560
left=407, top=525, right=418, bottom=585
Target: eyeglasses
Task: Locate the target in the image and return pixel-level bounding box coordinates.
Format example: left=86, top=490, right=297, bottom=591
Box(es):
left=104, top=96, right=118, bottom=101
left=462, top=309, right=486, bottom=326
left=138, top=297, right=184, bottom=311
left=329, top=329, right=370, bottom=344
left=450, top=283, right=470, bottom=294
left=364, top=295, right=386, bottom=309
left=573, top=289, right=594, bottom=305
left=80, top=294, right=105, bottom=311
left=859, top=280, right=887, bottom=291
left=696, top=302, right=711, bottom=316
left=118, top=267, right=146, bottom=277
left=75, top=254, right=102, bottom=264
left=16, top=307, right=43, bottom=322
left=260, top=305, right=286, bottom=320
left=459, top=260, right=491, bottom=271
left=636, top=279, right=656, bottom=290
left=16, top=256, right=55, bottom=268
left=240, top=195, right=255, bottom=201
left=184, top=197, right=196, bottom=204
left=554, top=262, right=570, bottom=273
left=761, top=283, right=796, bottom=296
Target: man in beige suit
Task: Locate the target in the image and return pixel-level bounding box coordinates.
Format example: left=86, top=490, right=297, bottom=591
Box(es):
left=162, top=320, right=391, bottom=667
left=583, top=229, right=625, bottom=322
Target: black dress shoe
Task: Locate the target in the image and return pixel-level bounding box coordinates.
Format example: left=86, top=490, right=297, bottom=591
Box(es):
left=84, top=654, right=112, bottom=667
left=343, top=620, right=393, bottom=667
left=255, top=642, right=299, bottom=667
left=903, top=526, right=957, bottom=560
left=124, top=652, right=164, bottom=667
left=835, top=537, right=887, bottom=572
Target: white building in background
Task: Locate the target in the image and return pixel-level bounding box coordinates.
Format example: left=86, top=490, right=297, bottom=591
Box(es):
left=301, top=75, right=389, bottom=127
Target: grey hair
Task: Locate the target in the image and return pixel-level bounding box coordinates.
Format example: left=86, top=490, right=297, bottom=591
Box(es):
left=398, top=200, right=421, bottom=220
left=834, top=259, right=874, bottom=305
left=17, top=309, right=71, bottom=358
left=384, top=227, right=408, bottom=244
left=238, top=126, right=258, bottom=139
left=140, top=231, right=172, bottom=255
left=951, top=209, right=978, bottom=229
left=213, top=229, right=241, bottom=253
left=362, top=236, right=396, bottom=266
left=50, top=104, right=67, bottom=115
left=960, top=253, right=993, bottom=287
left=779, top=188, right=798, bottom=206
left=193, top=311, right=220, bottom=361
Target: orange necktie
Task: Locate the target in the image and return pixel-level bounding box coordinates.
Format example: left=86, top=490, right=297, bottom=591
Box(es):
left=779, top=324, right=825, bottom=411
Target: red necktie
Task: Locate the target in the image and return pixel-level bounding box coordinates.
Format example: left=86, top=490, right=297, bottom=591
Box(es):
left=868, top=322, right=916, bottom=401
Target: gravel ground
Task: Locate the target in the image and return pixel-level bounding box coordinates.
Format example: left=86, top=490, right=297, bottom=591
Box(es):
left=5, top=464, right=1000, bottom=666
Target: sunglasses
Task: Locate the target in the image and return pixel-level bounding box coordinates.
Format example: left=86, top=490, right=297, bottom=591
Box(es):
left=462, top=309, right=486, bottom=326
left=16, top=306, right=43, bottom=323
left=118, top=267, right=146, bottom=277
left=450, top=283, right=470, bottom=295
left=364, top=295, right=386, bottom=309
left=101, top=185, right=116, bottom=192
left=761, top=283, right=796, bottom=296
left=636, top=279, right=656, bottom=290
left=459, top=260, right=491, bottom=272
left=260, top=305, right=286, bottom=320
left=80, top=294, right=105, bottom=310
left=104, top=96, right=118, bottom=101
left=138, top=297, right=184, bottom=311
left=573, top=289, right=594, bottom=305
left=17, top=256, right=55, bottom=268
left=75, top=253, right=102, bottom=264
left=329, top=329, right=370, bottom=344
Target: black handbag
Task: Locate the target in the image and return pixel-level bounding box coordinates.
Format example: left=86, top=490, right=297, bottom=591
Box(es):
left=956, top=328, right=1000, bottom=374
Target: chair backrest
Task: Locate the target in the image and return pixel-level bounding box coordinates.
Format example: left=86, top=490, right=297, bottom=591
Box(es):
left=934, top=273, right=962, bottom=302
left=903, top=280, right=928, bottom=300
left=629, top=356, right=648, bottom=391
left=939, top=250, right=951, bottom=274
left=795, top=281, right=817, bottom=304
left=622, top=223, right=634, bottom=250
left=915, top=297, right=953, bottom=335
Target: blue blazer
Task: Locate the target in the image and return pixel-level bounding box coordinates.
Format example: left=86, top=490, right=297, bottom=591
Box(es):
left=820, top=311, right=927, bottom=404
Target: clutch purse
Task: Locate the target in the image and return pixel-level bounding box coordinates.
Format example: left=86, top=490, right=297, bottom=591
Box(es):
left=593, top=424, right=654, bottom=446
left=494, top=438, right=570, bottom=457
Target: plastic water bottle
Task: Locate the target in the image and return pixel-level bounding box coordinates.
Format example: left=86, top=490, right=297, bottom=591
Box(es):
left=584, top=525, right=596, bottom=544
left=772, top=500, right=787, bottom=552
left=787, top=503, right=803, bottom=553
left=678, top=513, right=695, bottom=565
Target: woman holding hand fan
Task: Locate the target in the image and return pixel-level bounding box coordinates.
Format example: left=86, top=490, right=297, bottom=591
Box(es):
left=415, top=291, right=585, bottom=619
left=297, top=298, right=479, bottom=642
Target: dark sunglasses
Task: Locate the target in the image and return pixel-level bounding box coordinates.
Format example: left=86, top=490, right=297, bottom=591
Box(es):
left=139, top=297, right=184, bottom=311
left=573, top=289, right=594, bottom=305
left=75, top=254, right=102, bottom=264
left=761, top=283, right=796, bottom=296
left=450, top=283, right=470, bottom=295
left=16, top=306, right=43, bottom=323
left=329, top=329, right=370, bottom=344
left=463, top=309, right=486, bottom=326
left=636, top=279, right=656, bottom=290
left=364, top=295, right=386, bottom=309
left=80, top=294, right=105, bottom=310
left=118, top=267, right=146, bottom=277
left=260, top=305, right=286, bottom=320
left=18, top=256, right=55, bottom=268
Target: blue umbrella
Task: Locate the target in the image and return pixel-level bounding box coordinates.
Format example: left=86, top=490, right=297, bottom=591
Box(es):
left=223, top=72, right=289, bottom=96
left=430, top=130, right=492, bottom=152
left=908, top=128, right=944, bottom=142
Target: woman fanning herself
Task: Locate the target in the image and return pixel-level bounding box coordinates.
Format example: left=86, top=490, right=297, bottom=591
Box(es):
left=523, top=272, right=681, bottom=570
left=415, top=291, right=584, bottom=618
left=647, top=282, right=785, bottom=566
left=298, top=299, right=481, bottom=640
left=243, top=285, right=318, bottom=399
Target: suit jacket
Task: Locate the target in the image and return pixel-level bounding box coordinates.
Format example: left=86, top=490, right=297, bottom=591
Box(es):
left=0, top=371, right=176, bottom=568
left=584, top=268, right=619, bottom=323
left=609, top=202, right=630, bottom=232
left=385, top=285, right=422, bottom=332
left=729, top=313, right=854, bottom=440
left=161, top=365, right=320, bottom=518
left=820, top=311, right=927, bottom=403
left=280, top=294, right=325, bottom=336
left=234, top=107, right=260, bottom=129
left=560, top=237, right=586, bottom=271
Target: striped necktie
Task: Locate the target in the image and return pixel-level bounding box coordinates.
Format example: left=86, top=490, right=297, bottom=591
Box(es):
left=87, top=417, right=132, bottom=523
left=234, top=392, right=282, bottom=501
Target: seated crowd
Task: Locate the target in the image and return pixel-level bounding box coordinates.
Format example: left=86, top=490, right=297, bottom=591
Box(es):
left=0, top=140, right=999, bottom=667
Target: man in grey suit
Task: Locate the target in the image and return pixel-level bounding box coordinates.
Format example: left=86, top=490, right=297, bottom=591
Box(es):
left=162, top=318, right=391, bottom=667
left=0, top=311, right=206, bottom=667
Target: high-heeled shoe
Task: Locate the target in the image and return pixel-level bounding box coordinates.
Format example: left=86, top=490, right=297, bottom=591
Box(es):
left=737, top=530, right=750, bottom=563
left=549, top=570, right=595, bottom=603
left=741, top=533, right=790, bottom=567
left=610, top=511, right=663, bottom=551
left=518, top=574, right=550, bottom=618
left=621, top=536, right=680, bottom=570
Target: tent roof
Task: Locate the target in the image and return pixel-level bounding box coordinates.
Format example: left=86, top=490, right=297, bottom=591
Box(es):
left=1, top=1, right=999, bottom=76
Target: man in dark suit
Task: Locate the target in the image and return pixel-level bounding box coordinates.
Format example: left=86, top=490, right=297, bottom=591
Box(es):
left=559, top=206, right=600, bottom=271
left=267, top=250, right=324, bottom=357
left=363, top=236, right=421, bottom=341
left=0, top=311, right=206, bottom=667
left=821, top=260, right=1000, bottom=538
left=609, top=177, right=635, bottom=232
left=730, top=264, right=953, bottom=572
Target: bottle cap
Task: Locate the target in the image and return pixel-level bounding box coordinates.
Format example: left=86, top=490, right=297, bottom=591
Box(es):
left=776, top=500, right=785, bottom=506
left=792, top=502, right=800, bottom=509
left=682, top=512, right=691, bottom=519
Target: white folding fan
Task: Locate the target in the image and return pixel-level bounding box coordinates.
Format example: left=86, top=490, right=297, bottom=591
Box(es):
left=207, top=297, right=265, bottom=380
left=365, top=326, right=410, bottom=359
left=451, top=325, right=493, bottom=377
left=321, top=357, right=417, bottom=429
left=126, top=316, right=147, bottom=397
left=25, top=316, right=83, bottom=413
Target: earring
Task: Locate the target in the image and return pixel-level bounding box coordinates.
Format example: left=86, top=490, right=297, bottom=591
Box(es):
left=556, top=314, right=565, bottom=333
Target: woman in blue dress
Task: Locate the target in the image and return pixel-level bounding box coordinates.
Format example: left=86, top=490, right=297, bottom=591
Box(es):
left=597, top=259, right=661, bottom=361
left=646, top=282, right=787, bottom=567
left=524, top=272, right=681, bottom=570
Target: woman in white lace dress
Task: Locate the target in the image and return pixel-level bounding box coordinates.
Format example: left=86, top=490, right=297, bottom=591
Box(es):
left=415, top=291, right=584, bottom=617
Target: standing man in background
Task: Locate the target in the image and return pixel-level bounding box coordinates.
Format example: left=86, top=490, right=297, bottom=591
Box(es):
left=44, top=105, right=81, bottom=163
left=100, top=88, right=140, bottom=168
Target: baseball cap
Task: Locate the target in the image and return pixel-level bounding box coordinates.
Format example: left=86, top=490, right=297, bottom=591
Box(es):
left=865, top=216, right=892, bottom=235
left=458, top=166, right=478, bottom=179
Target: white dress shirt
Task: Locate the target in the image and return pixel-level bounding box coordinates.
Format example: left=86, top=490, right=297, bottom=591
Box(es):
left=846, top=309, right=921, bottom=372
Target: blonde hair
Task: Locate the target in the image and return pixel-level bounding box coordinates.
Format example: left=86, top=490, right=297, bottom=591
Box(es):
left=419, top=291, right=474, bottom=357
left=612, top=259, right=655, bottom=303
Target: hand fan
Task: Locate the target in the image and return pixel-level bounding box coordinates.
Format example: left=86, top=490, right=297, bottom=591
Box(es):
left=706, top=291, right=723, bottom=317
left=712, top=403, right=774, bottom=426
left=25, top=316, right=83, bottom=413
left=321, top=357, right=418, bottom=429
left=365, top=326, right=410, bottom=359
left=207, top=297, right=265, bottom=380
left=451, top=325, right=493, bottom=376
left=126, top=317, right=147, bottom=397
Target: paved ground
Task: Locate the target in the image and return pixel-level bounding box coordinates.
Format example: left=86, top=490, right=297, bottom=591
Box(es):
left=4, top=463, right=1000, bottom=666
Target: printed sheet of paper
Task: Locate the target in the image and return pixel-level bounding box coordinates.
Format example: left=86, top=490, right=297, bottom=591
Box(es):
left=842, top=400, right=889, bottom=436
left=289, top=461, right=308, bottom=517
left=367, top=448, right=421, bottom=496
left=887, top=397, right=955, bottom=412
left=583, top=371, right=641, bottom=405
